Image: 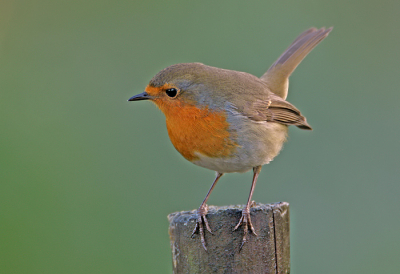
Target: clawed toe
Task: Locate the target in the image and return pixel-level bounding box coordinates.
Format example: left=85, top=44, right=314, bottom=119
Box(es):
left=233, top=210, right=257, bottom=250
left=191, top=205, right=213, bottom=251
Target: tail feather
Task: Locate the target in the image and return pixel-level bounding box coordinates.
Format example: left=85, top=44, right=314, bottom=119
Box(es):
left=260, top=27, right=332, bottom=99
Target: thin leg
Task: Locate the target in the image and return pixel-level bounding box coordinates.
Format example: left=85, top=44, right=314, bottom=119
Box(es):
left=234, top=165, right=262, bottom=250
left=191, top=172, right=224, bottom=251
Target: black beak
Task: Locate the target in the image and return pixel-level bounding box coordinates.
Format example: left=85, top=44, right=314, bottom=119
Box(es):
left=128, top=92, right=152, bottom=101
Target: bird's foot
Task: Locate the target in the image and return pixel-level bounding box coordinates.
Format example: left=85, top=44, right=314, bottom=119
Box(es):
left=233, top=203, right=257, bottom=251
left=191, top=204, right=213, bottom=251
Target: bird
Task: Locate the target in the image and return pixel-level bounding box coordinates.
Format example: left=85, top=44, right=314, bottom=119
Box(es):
left=128, top=27, right=332, bottom=250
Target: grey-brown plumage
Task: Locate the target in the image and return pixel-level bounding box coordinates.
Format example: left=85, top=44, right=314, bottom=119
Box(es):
left=128, top=27, right=332, bottom=251
left=244, top=94, right=312, bottom=130
left=261, top=27, right=332, bottom=100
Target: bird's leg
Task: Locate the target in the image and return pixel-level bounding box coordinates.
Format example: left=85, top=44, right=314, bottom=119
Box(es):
left=191, top=172, right=223, bottom=251
left=234, top=165, right=262, bottom=250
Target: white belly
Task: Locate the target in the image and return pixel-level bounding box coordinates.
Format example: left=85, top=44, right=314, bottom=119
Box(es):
left=192, top=121, right=288, bottom=173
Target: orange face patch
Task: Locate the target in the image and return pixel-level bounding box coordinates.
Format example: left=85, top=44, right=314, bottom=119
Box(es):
left=145, top=83, right=176, bottom=97
left=148, top=91, right=238, bottom=161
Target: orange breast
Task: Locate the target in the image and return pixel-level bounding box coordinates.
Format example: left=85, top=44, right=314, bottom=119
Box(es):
left=154, top=100, right=238, bottom=161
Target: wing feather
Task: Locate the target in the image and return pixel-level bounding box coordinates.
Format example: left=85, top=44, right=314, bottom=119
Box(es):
left=243, top=95, right=312, bottom=130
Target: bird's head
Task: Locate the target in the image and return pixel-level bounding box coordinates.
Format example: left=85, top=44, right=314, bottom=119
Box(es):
left=128, top=63, right=215, bottom=115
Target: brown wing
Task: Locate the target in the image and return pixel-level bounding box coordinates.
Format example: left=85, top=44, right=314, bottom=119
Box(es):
left=244, top=95, right=312, bottom=130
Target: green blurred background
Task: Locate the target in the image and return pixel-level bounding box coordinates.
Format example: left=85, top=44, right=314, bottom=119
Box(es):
left=1, top=0, right=399, bottom=273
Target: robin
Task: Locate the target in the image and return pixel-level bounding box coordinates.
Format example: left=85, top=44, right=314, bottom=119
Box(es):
left=128, top=27, right=332, bottom=250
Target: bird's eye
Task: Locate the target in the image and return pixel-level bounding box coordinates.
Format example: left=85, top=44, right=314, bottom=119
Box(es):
left=165, top=88, right=178, bottom=98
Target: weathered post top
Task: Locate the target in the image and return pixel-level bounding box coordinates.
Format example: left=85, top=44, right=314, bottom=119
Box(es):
left=168, top=202, right=290, bottom=274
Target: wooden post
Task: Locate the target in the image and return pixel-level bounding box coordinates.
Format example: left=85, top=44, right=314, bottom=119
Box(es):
left=168, top=202, right=290, bottom=274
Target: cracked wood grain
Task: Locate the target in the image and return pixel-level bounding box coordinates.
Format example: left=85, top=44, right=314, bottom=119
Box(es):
left=168, top=202, right=290, bottom=274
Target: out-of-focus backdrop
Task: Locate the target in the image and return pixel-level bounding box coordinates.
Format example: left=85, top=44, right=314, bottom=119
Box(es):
left=1, top=1, right=399, bottom=273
